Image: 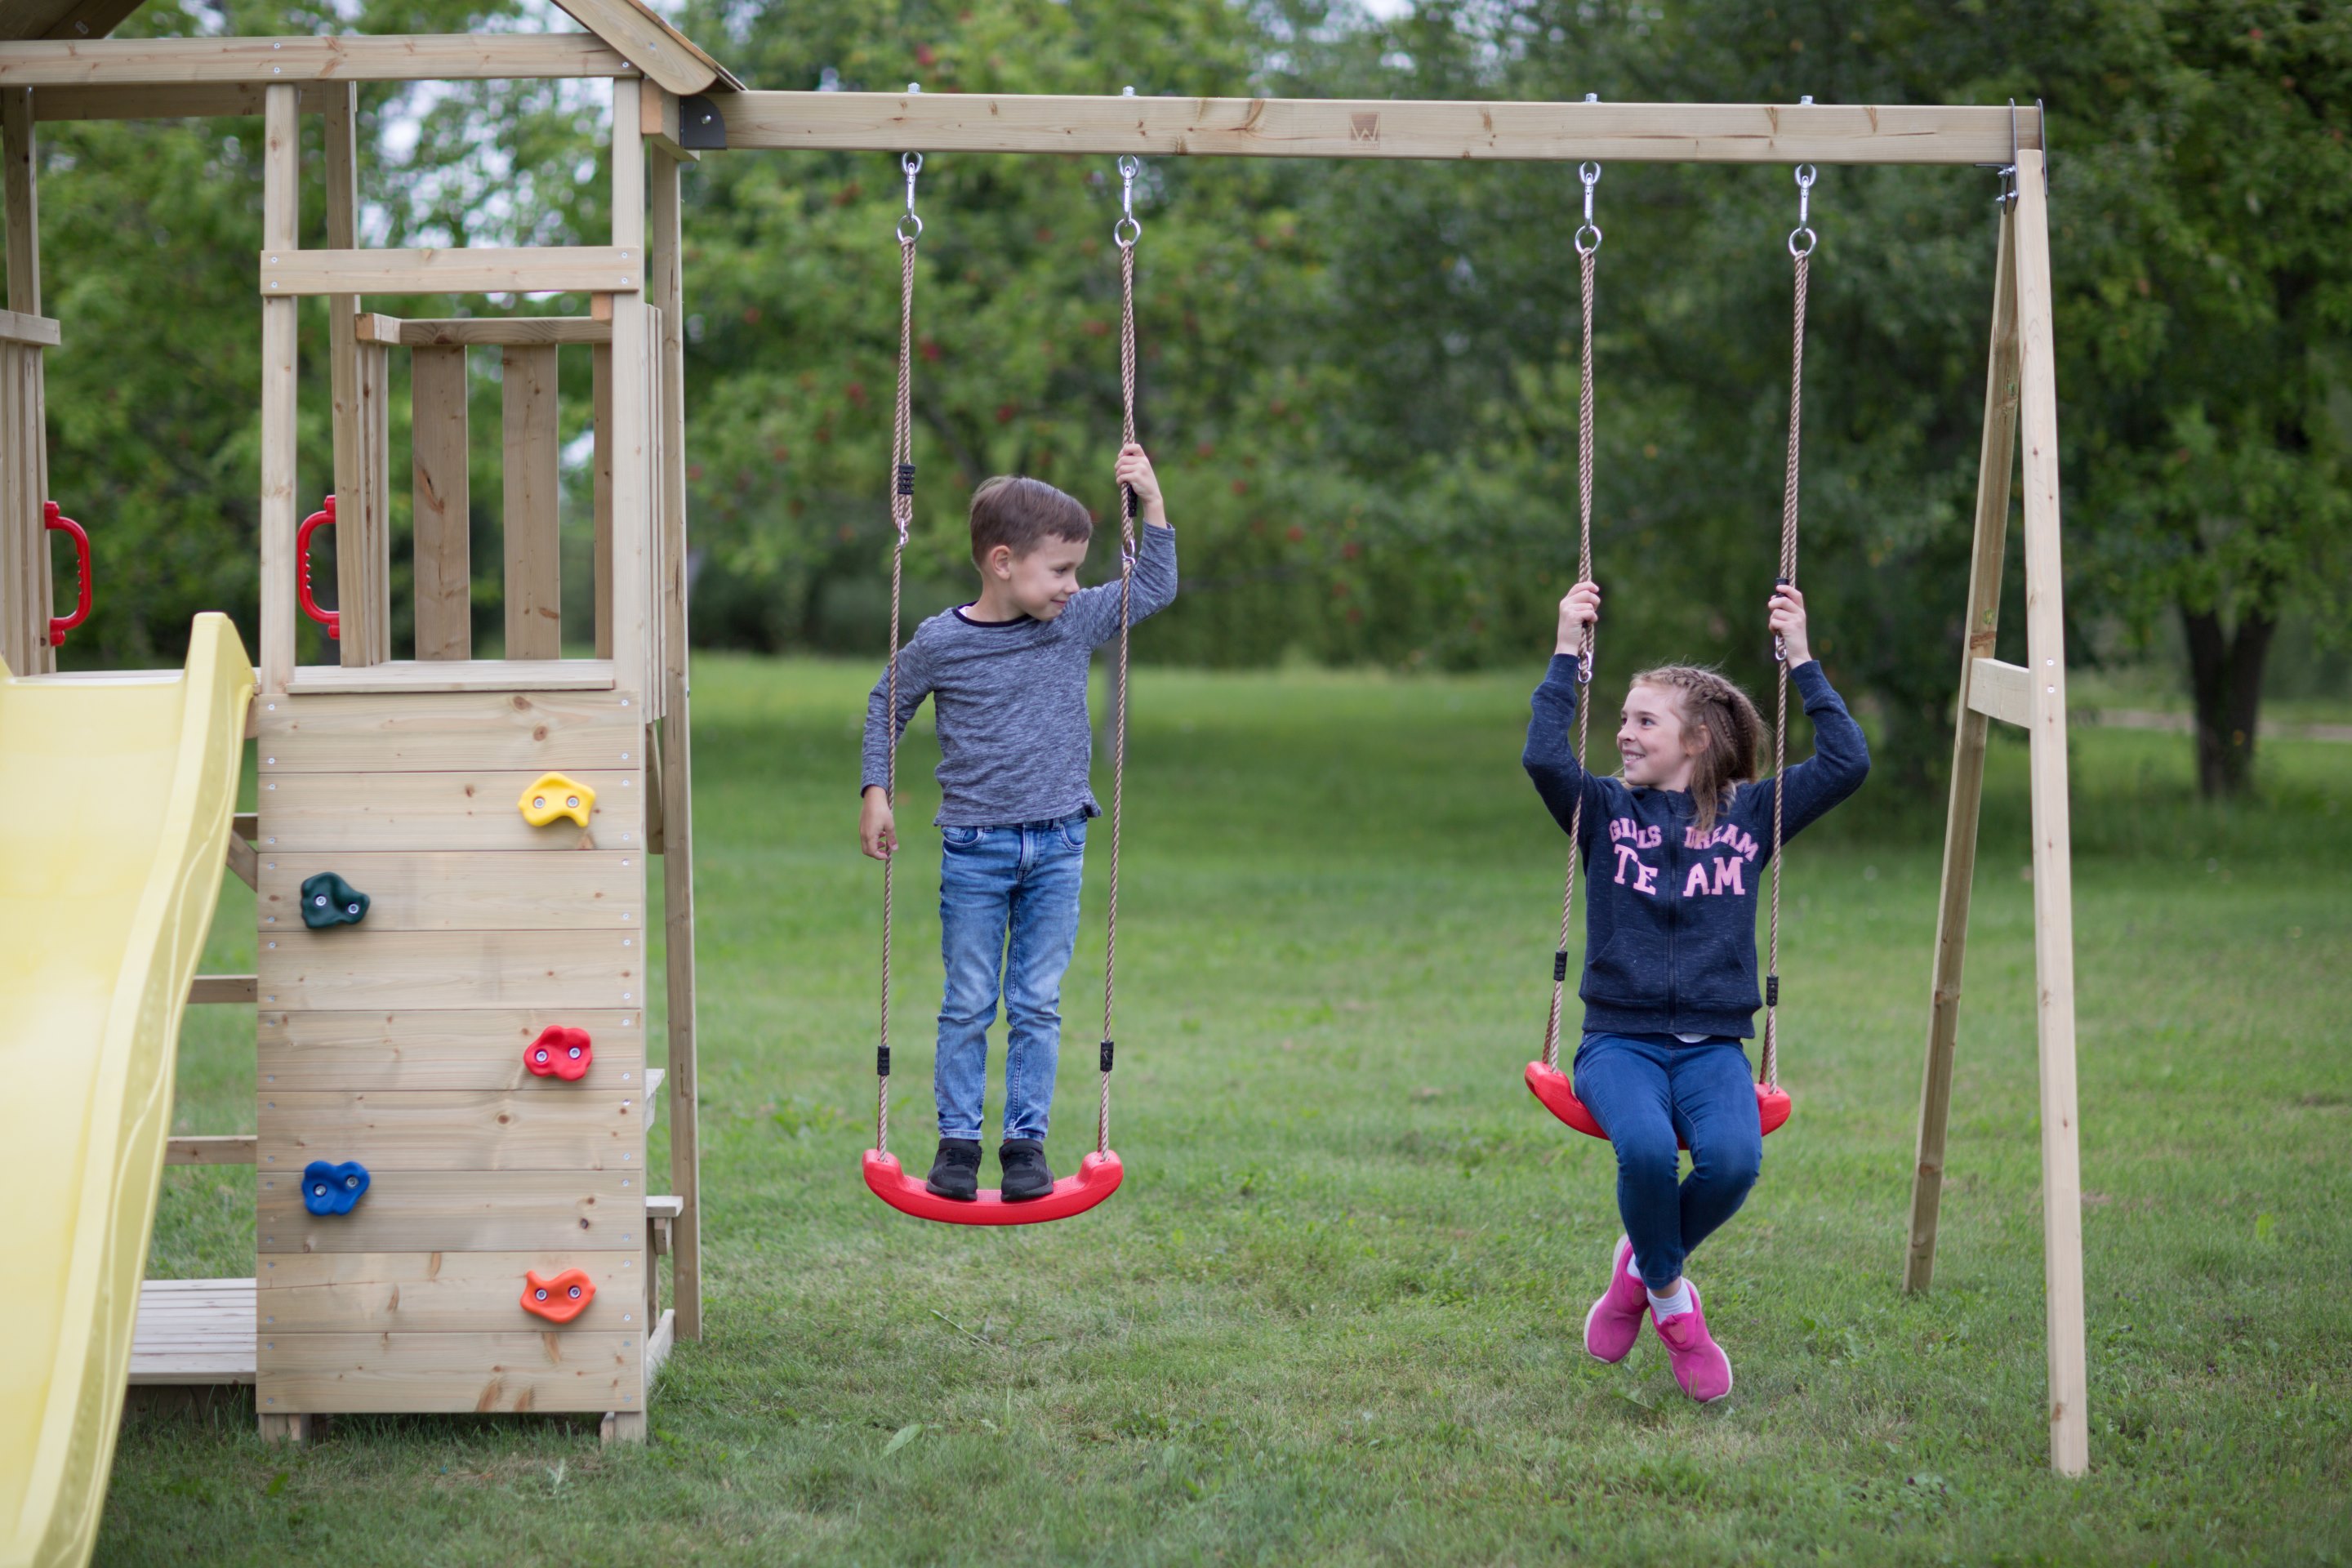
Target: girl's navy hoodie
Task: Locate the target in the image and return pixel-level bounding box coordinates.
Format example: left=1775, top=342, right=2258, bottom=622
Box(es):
left=1522, top=654, right=1871, bottom=1040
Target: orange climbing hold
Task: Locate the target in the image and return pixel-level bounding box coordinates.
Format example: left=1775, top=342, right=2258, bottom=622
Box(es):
left=520, top=1268, right=596, bottom=1325
left=518, top=772, right=594, bottom=827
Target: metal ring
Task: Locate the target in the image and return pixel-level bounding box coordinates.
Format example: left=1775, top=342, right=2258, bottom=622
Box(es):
left=1793, top=163, right=1816, bottom=189
left=1578, top=161, right=1601, bottom=187
left=1117, top=154, right=1142, bottom=180
left=897, top=212, right=924, bottom=243
left=1788, top=225, right=1815, bottom=258
left=1575, top=223, right=1602, bottom=256
left=902, top=152, right=923, bottom=176
left=1114, top=215, right=1142, bottom=248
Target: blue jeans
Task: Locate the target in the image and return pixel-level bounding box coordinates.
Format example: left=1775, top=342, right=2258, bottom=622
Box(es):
left=934, top=814, right=1087, bottom=1143
left=1573, top=1031, right=1765, bottom=1292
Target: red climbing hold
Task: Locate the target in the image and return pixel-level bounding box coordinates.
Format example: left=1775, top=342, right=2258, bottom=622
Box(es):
left=1525, top=1060, right=1790, bottom=1148
left=524, top=1026, right=594, bottom=1081
left=520, top=1268, right=596, bottom=1325
left=862, top=1147, right=1123, bottom=1227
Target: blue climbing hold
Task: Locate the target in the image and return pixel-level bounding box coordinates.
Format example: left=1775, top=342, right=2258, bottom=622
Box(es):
left=300, top=871, right=369, bottom=929
left=301, top=1159, right=370, bottom=1216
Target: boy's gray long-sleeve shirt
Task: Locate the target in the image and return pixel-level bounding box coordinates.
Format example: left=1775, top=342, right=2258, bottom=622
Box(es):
left=862, top=523, right=1178, bottom=826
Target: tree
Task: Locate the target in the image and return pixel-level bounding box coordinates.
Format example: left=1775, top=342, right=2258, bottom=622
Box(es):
left=2035, top=2, right=2352, bottom=795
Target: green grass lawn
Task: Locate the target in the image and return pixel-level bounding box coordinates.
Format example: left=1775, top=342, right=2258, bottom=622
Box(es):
left=110, top=657, right=2352, bottom=1565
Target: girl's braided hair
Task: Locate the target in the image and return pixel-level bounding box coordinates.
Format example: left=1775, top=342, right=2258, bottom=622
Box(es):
left=1626, top=665, right=1766, bottom=835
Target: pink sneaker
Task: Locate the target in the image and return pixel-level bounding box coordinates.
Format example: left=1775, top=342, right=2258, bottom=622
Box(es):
left=1582, top=1236, right=1649, bottom=1363
left=1652, top=1282, right=1734, bottom=1403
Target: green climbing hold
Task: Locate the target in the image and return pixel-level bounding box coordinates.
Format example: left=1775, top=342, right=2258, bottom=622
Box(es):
left=300, top=871, right=370, bottom=929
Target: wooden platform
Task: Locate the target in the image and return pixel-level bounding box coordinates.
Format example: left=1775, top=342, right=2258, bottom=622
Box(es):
left=130, top=1279, right=256, bottom=1385
left=127, top=1281, right=677, bottom=1396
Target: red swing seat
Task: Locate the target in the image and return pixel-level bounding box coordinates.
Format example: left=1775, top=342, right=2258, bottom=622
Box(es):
left=862, top=1148, right=1125, bottom=1227
left=1525, top=1060, right=1791, bottom=1148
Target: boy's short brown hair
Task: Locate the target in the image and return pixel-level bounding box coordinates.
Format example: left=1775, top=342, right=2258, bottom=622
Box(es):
left=969, top=475, right=1092, bottom=564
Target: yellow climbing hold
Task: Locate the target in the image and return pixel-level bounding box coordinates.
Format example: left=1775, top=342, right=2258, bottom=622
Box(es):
left=519, top=772, right=595, bottom=827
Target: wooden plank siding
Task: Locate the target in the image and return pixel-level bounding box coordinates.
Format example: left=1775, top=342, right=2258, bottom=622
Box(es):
left=258, top=768, right=644, bottom=853
left=258, top=1089, right=648, bottom=1172
left=253, top=684, right=653, bottom=1423
left=256, top=1252, right=650, bottom=1334
left=256, top=1331, right=645, bottom=1414
left=254, top=928, right=643, bottom=1010
left=257, top=1169, right=640, bottom=1254
left=259, top=1009, right=648, bottom=1092
left=256, top=851, right=644, bottom=932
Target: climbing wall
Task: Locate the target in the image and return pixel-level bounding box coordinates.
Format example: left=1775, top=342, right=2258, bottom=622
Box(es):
left=252, top=688, right=654, bottom=1416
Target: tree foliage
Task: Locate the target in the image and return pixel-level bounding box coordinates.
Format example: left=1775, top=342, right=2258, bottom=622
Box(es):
left=16, top=0, right=2350, bottom=798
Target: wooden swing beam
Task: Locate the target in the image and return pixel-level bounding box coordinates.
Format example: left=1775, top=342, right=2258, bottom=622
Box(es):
left=704, top=91, right=2038, bottom=164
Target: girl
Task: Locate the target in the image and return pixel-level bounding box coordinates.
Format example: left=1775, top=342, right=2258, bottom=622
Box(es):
left=1522, top=579, right=1869, bottom=1402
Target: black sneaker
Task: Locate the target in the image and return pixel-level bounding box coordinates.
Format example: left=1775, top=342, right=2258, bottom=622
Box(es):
left=998, top=1139, right=1055, bottom=1201
left=924, top=1138, right=982, bottom=1200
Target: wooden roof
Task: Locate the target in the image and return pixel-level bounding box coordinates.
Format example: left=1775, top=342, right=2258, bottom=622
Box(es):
left=0, top=0, right=739, bottom=94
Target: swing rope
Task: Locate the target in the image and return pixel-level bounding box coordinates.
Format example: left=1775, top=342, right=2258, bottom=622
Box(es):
left=876, top=151, right=923, bottom=1160
left=1098, top=154, right=1143, bottom=1156
left=1539, top=162, right=1603, bottom=1076
left=1762, top=165, right=1815, bottom=1093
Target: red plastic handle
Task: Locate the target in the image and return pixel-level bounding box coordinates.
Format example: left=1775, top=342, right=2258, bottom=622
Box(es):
left=43, top=501, right=91, bottom=648
left=297, top=497, right=339, bottom=640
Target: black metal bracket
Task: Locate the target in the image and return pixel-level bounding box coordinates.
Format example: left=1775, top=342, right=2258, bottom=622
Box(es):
left=680, top=95, right=728, bottom=151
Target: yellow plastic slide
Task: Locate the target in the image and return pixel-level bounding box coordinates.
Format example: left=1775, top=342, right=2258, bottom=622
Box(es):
left=0, top=614, right=252, bottom=1568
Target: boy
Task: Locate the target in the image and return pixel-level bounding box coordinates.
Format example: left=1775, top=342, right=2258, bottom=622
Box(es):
left=859, top=444, right=1177, bottom=1200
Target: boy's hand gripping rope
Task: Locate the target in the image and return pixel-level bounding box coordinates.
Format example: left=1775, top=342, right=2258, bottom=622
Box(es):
left=877, top=148, right=922, bottom=1157
left=1098, top=152, right=1143, bottom=1156
left=1540, top=160, right=1603, bottom=1075
left=1762, top=164, right=1816, bottom=1092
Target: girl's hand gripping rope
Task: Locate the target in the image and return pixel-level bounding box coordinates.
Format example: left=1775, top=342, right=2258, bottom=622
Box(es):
left=1555, top=580, right=1601, bottom=657
left=1767, top=581, right=1812, bottom=667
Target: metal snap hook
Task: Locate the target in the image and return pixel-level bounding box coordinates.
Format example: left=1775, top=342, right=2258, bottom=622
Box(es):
left=1115, top=154, right=1143, bottom=247
left=1788, top=163, right=1818, bottom=256
left=897, top=150, right=924, bottom=242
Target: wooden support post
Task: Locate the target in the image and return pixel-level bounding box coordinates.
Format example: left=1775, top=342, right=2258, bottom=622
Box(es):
left=258, top=1413, right=323, bottom=1445
left=604, top=81, right=650, bottom=702
left=1905, top=208, right=2020, bottom=1294
left=2010, top=149, right=2089, bottom=1477
left=354, top=338, right=391, bottom=662
left=4, top=90, right=38, bottom=314
left=592, top=341, right=613, bottom=658
left=1, top=86, right=50, bottom=676
left=259, top=83, right=298, bottom=693
left=501, top=344, right=561, bottom=659
left=323, top=82, right=372, bottom=666
left=642, top=305, right=666, bottom=721
left=651, top=145, right=701, bottom=1340
left=410, top=344, right=470, bottom=659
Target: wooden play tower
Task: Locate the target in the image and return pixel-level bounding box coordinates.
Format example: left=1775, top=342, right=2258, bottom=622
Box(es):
left=0, top=3, right=724, bottom=1444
